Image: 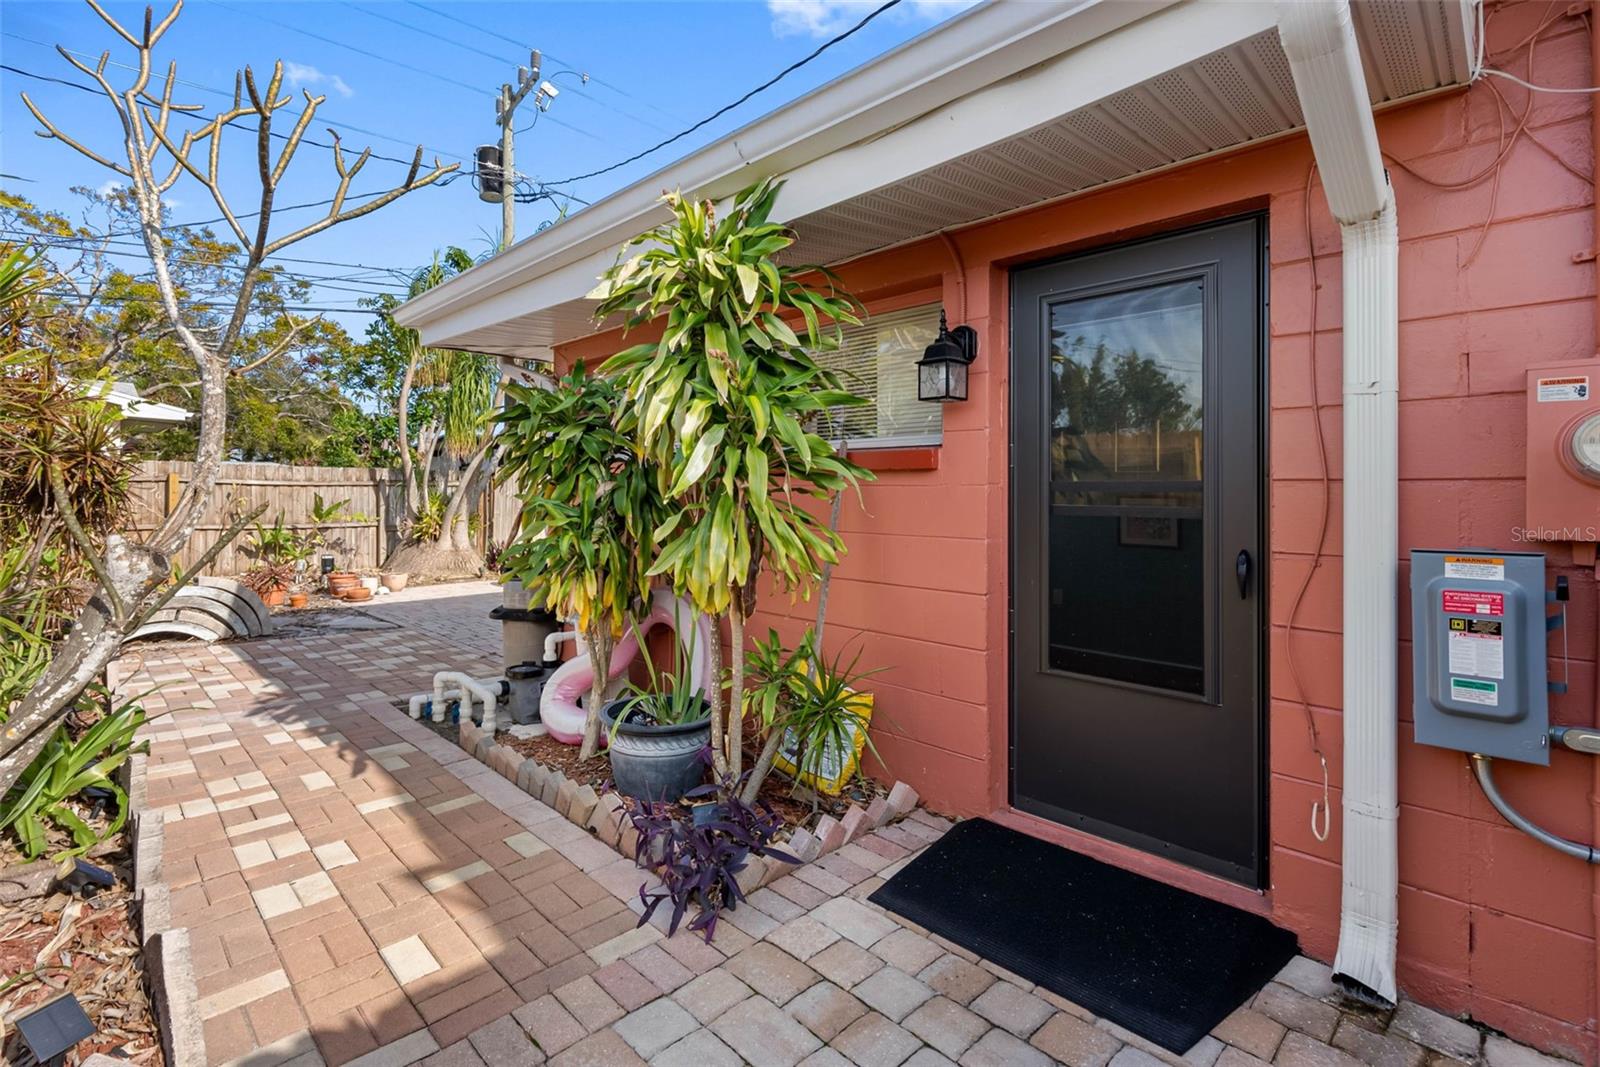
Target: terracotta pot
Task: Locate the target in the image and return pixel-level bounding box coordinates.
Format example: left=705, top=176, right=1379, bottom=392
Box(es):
left=380, top=572, right=409, bottom=592
left=263, top=588, right=286, bottom=607
left=328, top=574, right=358, bottom=594
left=288, top=593, right=309, bottom=609
left=342, top=587, right=372, bottom=602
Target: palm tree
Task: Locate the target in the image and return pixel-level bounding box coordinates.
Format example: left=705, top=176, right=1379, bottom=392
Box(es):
left=382, top=248, right=502, bottom=578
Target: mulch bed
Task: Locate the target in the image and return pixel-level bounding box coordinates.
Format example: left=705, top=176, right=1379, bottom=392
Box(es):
left=401, top=699, right=887, bottom=833
left=0, top=830, right=162, bottom=1065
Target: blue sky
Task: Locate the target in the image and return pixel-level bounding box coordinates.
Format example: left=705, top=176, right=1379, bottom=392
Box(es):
left=1, top=0, right=969, bottom=339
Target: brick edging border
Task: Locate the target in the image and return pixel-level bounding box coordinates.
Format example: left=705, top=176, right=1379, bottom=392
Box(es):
left=456, top=719, right=923, bottom=891
left=125, top=752, right=208, bottom=1067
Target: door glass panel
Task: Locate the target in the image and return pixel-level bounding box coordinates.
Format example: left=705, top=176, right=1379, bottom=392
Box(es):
left=1046, top=279, right=1205, bottom=694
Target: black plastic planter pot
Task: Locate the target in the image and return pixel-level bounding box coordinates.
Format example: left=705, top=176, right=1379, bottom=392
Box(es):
left=600, top=697, right=711, bottom=803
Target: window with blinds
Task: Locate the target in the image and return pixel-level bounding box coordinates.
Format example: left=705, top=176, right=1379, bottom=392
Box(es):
left=814, top=303, right=943, bottom=448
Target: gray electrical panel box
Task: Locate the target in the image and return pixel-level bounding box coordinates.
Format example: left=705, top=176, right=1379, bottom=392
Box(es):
left=1410, top=550, right=1549, bottom=765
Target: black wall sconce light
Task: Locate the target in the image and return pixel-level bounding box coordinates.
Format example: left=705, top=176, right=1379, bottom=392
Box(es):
left=916, top=310, right=979, bottom=402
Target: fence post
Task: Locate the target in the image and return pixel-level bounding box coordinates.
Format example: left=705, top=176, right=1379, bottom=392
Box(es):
left=164, top=471, right=180, bottom=515
left=374, top=472, right=388, bottom=566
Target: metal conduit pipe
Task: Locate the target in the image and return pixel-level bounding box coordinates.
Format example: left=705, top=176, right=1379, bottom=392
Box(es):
left=1470, top=754, right=1599, bottom=864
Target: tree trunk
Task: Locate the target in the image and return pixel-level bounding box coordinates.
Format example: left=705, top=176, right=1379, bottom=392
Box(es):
left=0, top=539, right=163, bottom=795
left=727, top=599, right=746, bottom=784
left=579, top=625, right=613, bottom=761
left=396, top=340, right=422, bottom=524
left=813, top=489, right=844, bottom=656
left=706, top=619, right=727, bottom=780
left=381, top=533, right=484, bottom=579
left=742, top=728, right=784, bottom=806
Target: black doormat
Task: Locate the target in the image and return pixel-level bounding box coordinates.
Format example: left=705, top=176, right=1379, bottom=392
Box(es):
left=869, top=818, right=1298, bottom=1053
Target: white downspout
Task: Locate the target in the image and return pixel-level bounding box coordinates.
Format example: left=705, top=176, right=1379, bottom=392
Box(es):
left=1277, top=0, right=1400, bottom=1007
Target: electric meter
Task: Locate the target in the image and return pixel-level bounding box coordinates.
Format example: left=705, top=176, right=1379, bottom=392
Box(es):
left=1567, top=411, right=1600, bottom=481
left=1525, top=362, right=1600, bottom=541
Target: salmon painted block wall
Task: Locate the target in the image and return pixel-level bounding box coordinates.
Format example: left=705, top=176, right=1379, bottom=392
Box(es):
left=550, top=4, right=1596, bottom=1056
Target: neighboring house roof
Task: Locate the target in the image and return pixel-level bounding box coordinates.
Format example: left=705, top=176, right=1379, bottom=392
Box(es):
left=79, top=379, right=194, bottom=433
left=394, top=0, right=1474, bottom=363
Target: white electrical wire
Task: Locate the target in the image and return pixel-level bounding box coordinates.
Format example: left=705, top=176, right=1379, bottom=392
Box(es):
left=1479, top=66, right=1600, bottom=93
left=1469, top=0, right=1600, bottom=95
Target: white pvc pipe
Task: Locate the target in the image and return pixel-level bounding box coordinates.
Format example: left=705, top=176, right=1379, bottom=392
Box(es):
left=1278, top=0, right=1400, bottom=1007
left=544, top=629, right=579, bottom=663
left=434, top=672, right=501, bottom=732
left=411, top=675, right=506, bottom=727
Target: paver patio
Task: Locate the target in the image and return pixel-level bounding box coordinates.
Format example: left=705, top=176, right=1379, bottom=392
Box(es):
left=120, top=581, right=1572, bottom=1067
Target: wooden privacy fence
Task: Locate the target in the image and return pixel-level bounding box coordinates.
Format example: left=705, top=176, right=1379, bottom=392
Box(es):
left=127, top=460, right=521, bottom=575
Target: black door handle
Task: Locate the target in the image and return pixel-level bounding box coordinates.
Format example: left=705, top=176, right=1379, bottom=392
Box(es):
left=1236, top=549, right=1252, bottom=599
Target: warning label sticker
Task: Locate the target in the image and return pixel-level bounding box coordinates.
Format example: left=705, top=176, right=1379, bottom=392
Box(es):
left=1536, top=375, right=1589, bottom=402
left=1443, top=555, right=1504, bottom=581
left=1442, top=590, right=1505, bottom=616
left=1448, top=624, right=1504, bottom=680
left=1450, top=677, right=1499, bottom=707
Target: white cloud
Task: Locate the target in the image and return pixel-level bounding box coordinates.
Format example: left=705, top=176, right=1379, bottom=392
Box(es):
left=284, top=61, right=354, bottom=99
left=97, top=179, right=124, bottom=198
left=766, top=0, right=975, bottom=38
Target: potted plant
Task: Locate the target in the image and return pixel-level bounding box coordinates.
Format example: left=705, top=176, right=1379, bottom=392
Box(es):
left=601, top=620, right=710, bottom=802
left=496, top=363, right=667, bottom=760
left=593, top=177, right=872, bottom=790
left=246, top=512, right=297, bottom=566
left=242, top=562, right=294, bottom=606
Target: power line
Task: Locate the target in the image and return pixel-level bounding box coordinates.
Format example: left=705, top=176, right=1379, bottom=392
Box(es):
left=0, top=228, right=417, bottom=277
left=402, top=1, right=690, bottom=126
left=1, top=33, right=470, bottom=165
left=543, top=0, right=904, bottom=187
left=337, top=2, right=672, bottom=136
left=209, top=0, right=492, bottom=100
left=6, top=238, right=414, bottom=297
left=4, top=60, right=586, bottom=213
left=36, top=289, right=387, bottom=314
left=1, top=61, right=460, bottom=174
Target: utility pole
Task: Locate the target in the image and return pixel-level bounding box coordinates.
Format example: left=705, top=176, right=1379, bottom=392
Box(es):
left=494, top=50, right=542, bottom=251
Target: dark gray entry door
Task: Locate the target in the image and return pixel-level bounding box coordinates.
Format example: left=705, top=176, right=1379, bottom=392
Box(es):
left=1010, top=217, right=1265, bottom=886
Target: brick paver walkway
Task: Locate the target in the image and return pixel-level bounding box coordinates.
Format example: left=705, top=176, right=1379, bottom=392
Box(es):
left=121, top=581, right=1574, bottom=1067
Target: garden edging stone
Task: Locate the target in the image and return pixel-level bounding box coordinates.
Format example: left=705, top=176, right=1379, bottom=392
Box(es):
left=123, top=752, right=208, bottom=1067
left=458, top=728, right=927, bottom=902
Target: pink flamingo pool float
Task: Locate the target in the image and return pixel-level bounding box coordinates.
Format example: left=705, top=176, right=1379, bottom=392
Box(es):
left=539, top=589, right=715, bottom=745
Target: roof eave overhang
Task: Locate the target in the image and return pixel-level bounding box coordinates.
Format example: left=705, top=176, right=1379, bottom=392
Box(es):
left=396, top=0, right=1471, bottom=359
left=393, top=0, right=1196, bottom=346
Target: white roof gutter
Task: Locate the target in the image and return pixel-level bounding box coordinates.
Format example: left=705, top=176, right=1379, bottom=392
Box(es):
left=1278, top=0, right=1400, bottom=1007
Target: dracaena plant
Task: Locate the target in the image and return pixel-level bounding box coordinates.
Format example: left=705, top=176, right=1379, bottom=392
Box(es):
left=592, top=177, right=873, bottom=785
left=497, top=363, right=667, bottom=759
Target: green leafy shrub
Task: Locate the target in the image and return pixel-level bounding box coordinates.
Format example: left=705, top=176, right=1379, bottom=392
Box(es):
left=497, top=363, right=668, bottom=759
left=743, top=627, right=882, bottom=800
left=0, top=690, right=145, bottom=860
left=591, top=177, right=873, bottom=786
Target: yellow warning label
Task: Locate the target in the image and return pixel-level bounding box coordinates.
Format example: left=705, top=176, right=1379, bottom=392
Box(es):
left=1443, top=556, right=1505, bottom=581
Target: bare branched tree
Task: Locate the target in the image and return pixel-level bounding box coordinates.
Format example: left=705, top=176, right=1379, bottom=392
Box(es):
left=0, top=0, right=456, bottom=795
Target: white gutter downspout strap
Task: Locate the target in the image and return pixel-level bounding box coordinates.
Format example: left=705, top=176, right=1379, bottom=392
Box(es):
left=1277, top=0, right=1401, bottom=1007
